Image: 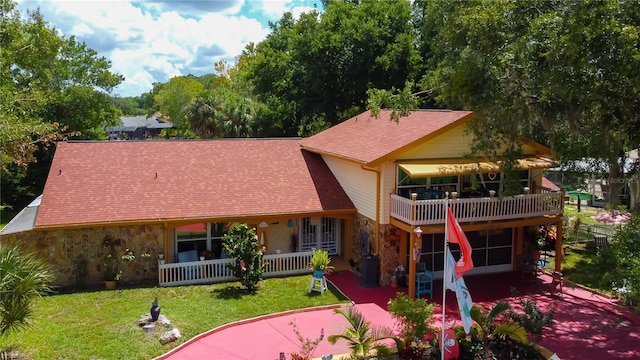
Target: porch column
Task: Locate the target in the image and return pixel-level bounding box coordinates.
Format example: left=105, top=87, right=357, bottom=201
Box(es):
left=408, top=227, right=421, bottom=298
left=408, top=192, right=418, bottom=299
left=555, top=219, right=564, bottom=272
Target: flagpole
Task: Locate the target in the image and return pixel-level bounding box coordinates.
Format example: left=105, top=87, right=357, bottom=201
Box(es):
left=441, top=199, right=449, bottom=360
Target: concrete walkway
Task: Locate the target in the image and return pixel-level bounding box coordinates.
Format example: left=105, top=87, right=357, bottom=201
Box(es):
left=156, top=303, right=395, bottom=360
left=156, top=271, right=640, bottom=360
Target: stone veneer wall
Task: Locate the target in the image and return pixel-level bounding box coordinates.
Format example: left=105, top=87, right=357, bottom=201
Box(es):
left=379, top=224, right=401, bottom=286
left=352, top=213, right=375, bottom=266
left=352, top=214, right=400, bottom=286
left=1, top=225, right=163, bottom=287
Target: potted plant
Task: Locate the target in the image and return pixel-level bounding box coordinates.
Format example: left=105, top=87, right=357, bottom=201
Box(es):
left=103, top=235, right=123, bottom=288
left=310, top=249, right=334, bottom=278
left=102, top=235, right=149, bottom=288
left=394, top=265, right=407, bottom=288
left=524, top=226, right=544, bottom=259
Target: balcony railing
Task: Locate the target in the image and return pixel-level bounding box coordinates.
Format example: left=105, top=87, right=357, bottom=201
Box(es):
left=390, top=192, right=564, bottom=226
left=158, top=250, right=314, bottom=287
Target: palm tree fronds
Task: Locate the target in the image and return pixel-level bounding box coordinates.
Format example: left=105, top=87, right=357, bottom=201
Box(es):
left=486, top=302, right=511, bottom=325
left=492, top=322, right=529, bottom=344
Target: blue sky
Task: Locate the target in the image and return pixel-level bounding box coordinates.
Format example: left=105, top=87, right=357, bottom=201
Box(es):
left=16, top=0, right=321, bottom=97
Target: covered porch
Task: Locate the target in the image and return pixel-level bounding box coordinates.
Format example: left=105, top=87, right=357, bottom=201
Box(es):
left=388, top=189, right=565, bottom=299
left=158, top=251, right=353, bottom=287
left=158, top=251, right=314, bottom=286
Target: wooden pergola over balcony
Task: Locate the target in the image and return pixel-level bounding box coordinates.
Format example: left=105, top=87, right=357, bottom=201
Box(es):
left=390, top=190, right=564, bottom=226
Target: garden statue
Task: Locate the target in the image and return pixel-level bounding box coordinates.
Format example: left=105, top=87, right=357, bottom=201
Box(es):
left=150, top=298, right=161, bottom=322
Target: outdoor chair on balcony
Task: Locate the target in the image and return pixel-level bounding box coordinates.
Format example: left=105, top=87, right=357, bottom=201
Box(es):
left=415, top=262, right=434, bottom=299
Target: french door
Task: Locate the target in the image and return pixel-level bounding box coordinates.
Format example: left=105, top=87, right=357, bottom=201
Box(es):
left=298, top=217, right=341, bottom=255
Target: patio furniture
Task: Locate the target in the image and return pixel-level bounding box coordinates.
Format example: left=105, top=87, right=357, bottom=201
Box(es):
left=551, top=271, right=564, bottom=295
left=613, top=279, right=632, bottom=305
left=536, top=251, right=549, bottom=273
left=178, top=250, right=200, bottom=280
left=517, top=253, right=537, bottom=279
left=595, top=235, right=608, bottom=252
left=309, top=272, right=327, bottom=294
left=415, top=262, right=434, bottom=298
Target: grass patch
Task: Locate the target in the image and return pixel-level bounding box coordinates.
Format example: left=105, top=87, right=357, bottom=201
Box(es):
left=0, top=275, right=349, bottom=359
left=549, top=243, right=610, bottom=294
left=563, top=204, right=600, bottom=225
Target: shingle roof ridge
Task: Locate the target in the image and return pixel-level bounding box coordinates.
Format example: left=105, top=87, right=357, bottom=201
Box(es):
left=65, top=137, right=303, bottom=144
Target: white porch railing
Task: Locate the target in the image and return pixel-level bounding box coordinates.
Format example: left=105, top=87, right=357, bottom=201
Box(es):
left=390, top=192, right=564, bottom=226
left=158, top=251, right=314, bottom=287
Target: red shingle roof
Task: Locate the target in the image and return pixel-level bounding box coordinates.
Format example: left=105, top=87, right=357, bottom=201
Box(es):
left=36, top=140, right=354, bottom=227
left=300, top=109, right=473, bottom=165
left=542, top=176, right=561, bottom=191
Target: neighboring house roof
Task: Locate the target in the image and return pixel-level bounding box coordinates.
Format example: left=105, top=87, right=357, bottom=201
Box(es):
left=34, top=139, right=355, bottom=228
left=300, top=109, right=474, bottom=165
left=105, top=115, right=173, bottom=133
left=0, top=196, right=41, bottom=235
left=541, top=176, right=560, bottom=191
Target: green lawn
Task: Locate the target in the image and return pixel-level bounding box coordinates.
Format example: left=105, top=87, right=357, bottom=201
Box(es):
left=563, top=203, right=600, bottom=225
left=0, top=276, right=349, bottom=360
left=547, top=204, right=620, bottom=295
left=548, top=242, right=608, bottom=293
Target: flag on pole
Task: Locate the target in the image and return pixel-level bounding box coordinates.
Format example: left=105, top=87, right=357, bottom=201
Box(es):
left=446, top=207, right=473, bottom=278
left=445, top=248, right=474, bottom=334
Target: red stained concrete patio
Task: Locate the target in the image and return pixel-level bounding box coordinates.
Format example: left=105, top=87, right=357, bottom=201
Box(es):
left=157, top=271, right=640, bottom=360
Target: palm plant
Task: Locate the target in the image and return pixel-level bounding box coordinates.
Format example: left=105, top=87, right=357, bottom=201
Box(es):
left=0, top=242, right=53, bottom=337
left=327, top=306, right=402, bottom=360
left=223, top=96, right=256, bottom=138
left=456, top=302, right=528, bottom=359
left=182, top=95, right=224, bottom=138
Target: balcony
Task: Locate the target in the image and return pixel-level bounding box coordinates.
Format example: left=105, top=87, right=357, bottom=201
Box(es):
left=390, top=191, right=564, bottom=226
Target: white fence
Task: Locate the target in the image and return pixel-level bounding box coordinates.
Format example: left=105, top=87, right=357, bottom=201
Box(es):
left=158, top=251, right=314, bottom=287
left=390, top=192, right=564, bottom=226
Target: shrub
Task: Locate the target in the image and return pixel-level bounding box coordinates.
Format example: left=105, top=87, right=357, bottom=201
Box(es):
left=222, top=223, right=265, bottom=291
left=508, top=298, right=553, bottom=342
left=593, top=214, right=640, bottom=305
left=288, top=320, right=324, bottom=360
left=0, top=242, right=54, bottom=337
left=387, top=292, right=436, bottom=359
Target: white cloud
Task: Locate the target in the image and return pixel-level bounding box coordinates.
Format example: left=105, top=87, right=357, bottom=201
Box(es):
left=15, top=0, right=320, bottom=97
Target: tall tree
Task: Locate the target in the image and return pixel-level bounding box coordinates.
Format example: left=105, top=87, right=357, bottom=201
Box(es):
left=182, top=95, right=223, bottom=138
left=398, top=0, right=640, bottom=205
left=1, top=0, right=123, bottom=210
left=240, top=0, right=421, bottom=136
left=153, top=75, right=204, bottom=129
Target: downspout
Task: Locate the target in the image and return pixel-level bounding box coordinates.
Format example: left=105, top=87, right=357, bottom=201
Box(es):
left=362, top=165, right=381, bottom=256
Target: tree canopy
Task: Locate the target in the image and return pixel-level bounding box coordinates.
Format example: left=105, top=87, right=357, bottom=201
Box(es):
left=371, top=0, right=640, bottom=206
left=4, top=0, right=640, bottom=211
left=237, top=0, right=421, bottom=136
left=1, top=0, right=123, bottom=209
